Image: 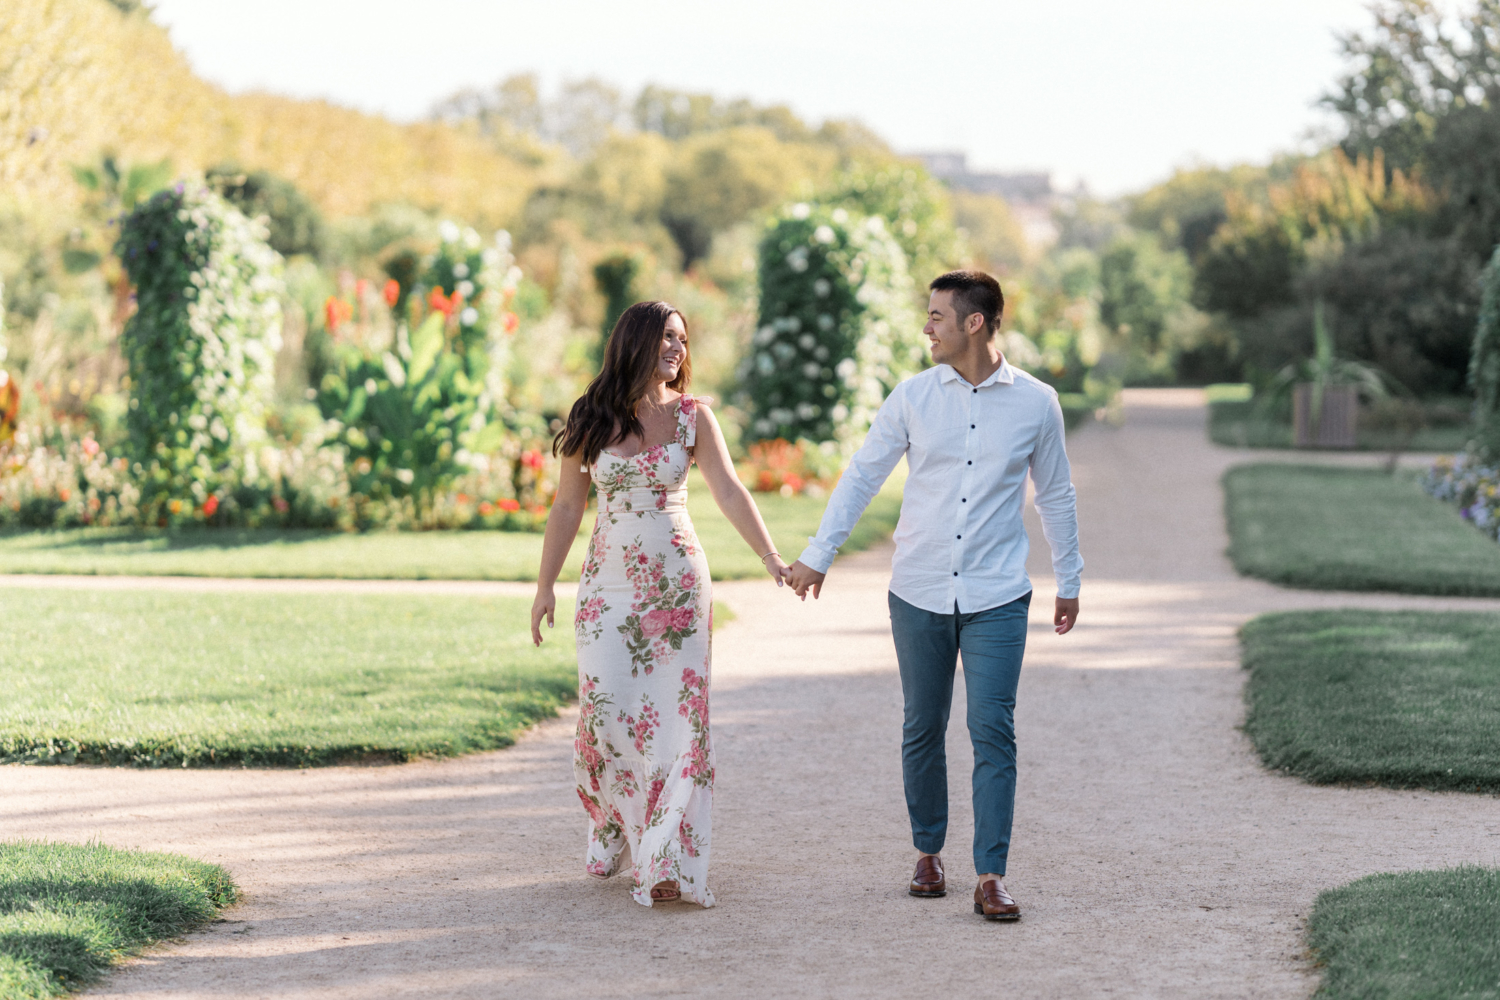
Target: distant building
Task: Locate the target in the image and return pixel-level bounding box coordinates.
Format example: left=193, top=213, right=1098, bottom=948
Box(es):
left=911, top=151, right=1059, bottom=248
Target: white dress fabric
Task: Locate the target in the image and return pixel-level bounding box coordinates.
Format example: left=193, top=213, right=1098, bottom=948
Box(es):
left=572, top=395, right=715, bottom=907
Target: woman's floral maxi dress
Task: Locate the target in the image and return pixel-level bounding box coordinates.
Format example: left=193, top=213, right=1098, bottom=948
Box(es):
left=573, top=395, right=715, bottom=907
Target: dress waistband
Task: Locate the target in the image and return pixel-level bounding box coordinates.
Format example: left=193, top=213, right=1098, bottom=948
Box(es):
left=597, top=487, right=688, bottom=514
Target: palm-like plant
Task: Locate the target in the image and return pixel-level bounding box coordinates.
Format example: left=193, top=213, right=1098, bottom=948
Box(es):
left=1263, top=299, right=1397, bottom=433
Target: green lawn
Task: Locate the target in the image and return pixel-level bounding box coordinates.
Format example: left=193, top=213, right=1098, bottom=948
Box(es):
left=1242, top=610, right=1500, bottom=792
left=1307, top=867, right=1500, bottom=1000
left=0, top=469, right=902, bottom=581
left=0, top=589, right=578, bottom=767
left=1208, top=399, right=1470, bottom=451
left=0, top=840, right=235, bottom=999
left=1224, top=464, right=1500, bottom=595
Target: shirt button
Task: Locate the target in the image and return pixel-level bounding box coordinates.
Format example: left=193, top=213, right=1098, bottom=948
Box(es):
left=953, top=571, right=958, bottom=577
left=967, top=461, right=972, bottom=465
left=961, top=498, right=967, bottom=502
left=970, top=424, right=975, bottom=429
left=957, top=534, right=962, bottom=539
left=972, top=388, right=977, bottom=394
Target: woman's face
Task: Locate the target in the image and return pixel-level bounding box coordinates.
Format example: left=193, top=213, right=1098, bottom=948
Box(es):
left=657, top=313, right=688, bottom=382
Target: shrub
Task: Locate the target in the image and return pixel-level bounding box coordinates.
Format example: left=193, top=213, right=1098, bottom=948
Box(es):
left=116, top=180, right=284, bottom=524
left=1470, top=246, right=1500, bottom=463
left=1422, top=453, right=1500, bottom=539
left=743, top=203, right=923, bottom=450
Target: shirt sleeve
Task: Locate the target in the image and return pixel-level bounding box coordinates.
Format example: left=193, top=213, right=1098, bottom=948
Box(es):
left=796, top=385, right=910, bottom=573
left=1030, top=391, right=1083, bottom=599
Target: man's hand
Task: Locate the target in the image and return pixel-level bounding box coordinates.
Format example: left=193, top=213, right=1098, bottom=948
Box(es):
left=1054, top=596, right=1079, bottom=635
left=787, top=560, right=826, bottom=601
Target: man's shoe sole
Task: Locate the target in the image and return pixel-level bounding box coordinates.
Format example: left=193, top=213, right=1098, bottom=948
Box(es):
left=974, top=903, right=1020, bottom=921
left=909, top=888, right=946, bottom=897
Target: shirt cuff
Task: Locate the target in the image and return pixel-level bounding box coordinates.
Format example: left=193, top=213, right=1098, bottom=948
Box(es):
left=797, top=539, right=836, bottom=574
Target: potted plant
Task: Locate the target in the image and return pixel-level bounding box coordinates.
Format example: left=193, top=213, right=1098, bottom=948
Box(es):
left=1266, top=300, right=1395, bottom=448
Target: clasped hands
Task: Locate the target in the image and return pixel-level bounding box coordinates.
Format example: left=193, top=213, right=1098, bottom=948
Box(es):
left=780, top=559, right=1081, bottom=636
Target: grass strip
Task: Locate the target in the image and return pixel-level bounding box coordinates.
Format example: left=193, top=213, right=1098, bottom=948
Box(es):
left=1307, top=867, right=1500, bottom=999
left=1224, top=464, right=1500, bottom=596
left=0, top=469, right=902, bottom=582
left=0, top=840, right=235, bottom=999
left=1242, top=610, right=1500, bottom=792
left=0, top=588, right=578, bottom=767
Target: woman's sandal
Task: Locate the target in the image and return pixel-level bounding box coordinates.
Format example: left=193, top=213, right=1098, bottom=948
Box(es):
left=650, top=880, right=681, bottom=902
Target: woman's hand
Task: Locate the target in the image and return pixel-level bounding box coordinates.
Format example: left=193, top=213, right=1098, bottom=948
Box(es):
left=531, top=586, right=556, bottom=646
left=764, top=553, right=792, bottom=588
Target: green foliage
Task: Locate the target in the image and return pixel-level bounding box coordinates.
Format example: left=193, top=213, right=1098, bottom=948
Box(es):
left=1097, top=231, right=1196, bottom=381
left=744, top=205, right=922, bottom=447
left=0, top=840, right=235, bottom=998
left=70, top=151, right=171, bottom=214
left=950, top=190, right=1028, bottom=273
left=116, top=181, right=283, bottom=522
left=1243, top=609, right=1500, bottom=791
left=1470, top=247, right=1500, bottom=462
left=816, top=163, right=959, bottom=282
left=1224, top=463, right=1500, bottom=595
left=0, top=588, right=578, bottom=767
left=318, top=224, right=519, bottom=501
left=1307, top=867, right=1500, bottom=1000
left=207, top=165, right=325, bottom=258
left=1324, top=0, right=1500, bottom=174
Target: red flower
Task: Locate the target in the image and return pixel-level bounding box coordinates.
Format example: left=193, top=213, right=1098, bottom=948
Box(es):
left=81, top=437, right=100, bottom=457
left=456, top=493, right=470, bottom=505
left=498, top=498, right=520, bottom=513
left=502, top=311, right=519, bottom=333
left=383, top=279, right=400, bottom=307
left=520, top=449, right=545, bottom=471
left=203, top=495, right=219, bottom=517
left=428, top=286, right=458, bottom=317
left=355, top=278, right=369, bottom=301
left=273, top=497, right=290, bottom=514
left=479, top=501, right=494, bottom=515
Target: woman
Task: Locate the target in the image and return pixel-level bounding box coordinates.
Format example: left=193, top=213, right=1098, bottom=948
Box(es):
left=531, top=301, right=790, bottom=908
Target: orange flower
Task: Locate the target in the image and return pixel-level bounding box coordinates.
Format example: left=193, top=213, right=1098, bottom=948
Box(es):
left=324, top=296, right=353, bottom=332
left=355, top=279, right=369, bottom=301
left=502, top=311, right=519, bottom=333
left=58, top=488, right=70, bottom=502
left=479, top=501, right=494, bottom=515
left=456, top=493, right=471, bottom=505
left=498, top=498, right=521, bottom=513
left=168, top=499, right=183, bottom=514
left=383, top=279, right=400, bottom=308
left=427, top=287, right=460, bottom=317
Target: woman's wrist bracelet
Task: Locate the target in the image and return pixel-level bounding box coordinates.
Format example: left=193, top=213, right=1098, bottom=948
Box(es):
left=759, top=551, right=781, bottom=564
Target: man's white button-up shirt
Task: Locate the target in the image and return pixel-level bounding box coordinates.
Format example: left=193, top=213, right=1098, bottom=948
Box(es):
left=796, top=360, right=1082, bottom=614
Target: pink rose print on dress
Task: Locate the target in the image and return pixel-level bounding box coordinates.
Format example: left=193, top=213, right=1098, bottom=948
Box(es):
left=641, top=609, right=672, bottom=638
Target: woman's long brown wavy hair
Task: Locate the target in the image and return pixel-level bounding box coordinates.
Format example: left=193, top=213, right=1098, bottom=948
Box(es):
left=553, top=301, right=691, bottom=465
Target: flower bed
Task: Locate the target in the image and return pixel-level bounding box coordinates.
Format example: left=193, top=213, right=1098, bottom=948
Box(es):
left=1421, top=454, right=1500, bottom=539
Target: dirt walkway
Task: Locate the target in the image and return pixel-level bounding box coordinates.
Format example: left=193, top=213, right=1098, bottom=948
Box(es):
left=5, top=389, right=1500, bottom=999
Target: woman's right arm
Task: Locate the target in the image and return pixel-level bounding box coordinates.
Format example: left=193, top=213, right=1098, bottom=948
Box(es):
left=531, top=453, right=592, bottom=646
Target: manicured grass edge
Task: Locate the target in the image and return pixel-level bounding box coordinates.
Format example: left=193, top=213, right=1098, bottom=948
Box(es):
left=0, top=840, right=237, bottom=998
left=1306, top=867, right=1500, bottom=999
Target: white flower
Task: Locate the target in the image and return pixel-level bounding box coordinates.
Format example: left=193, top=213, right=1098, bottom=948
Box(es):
left=791, top=202, right=811, bottom=220
left=457, top=280, right=475, bottom=298
left=831, top=208, right=849, bottom=224
left=463, top=227, right=481, bottom=249
left=452, top=263, right=470, bottom=279
left=814, top=225, right=836, bottom=245
left=364, top=378, right=378, bottom=395
left=813, top=278, right=831, bottom=298
left=460, top=307, right=479, bottom=326
left=439, top=221, right=461, bottom=243
left=802, top=363, right=821, bottom=379
left=382, top=352, right=407, bottom=388
left=395, top=468, right=415, bottom=485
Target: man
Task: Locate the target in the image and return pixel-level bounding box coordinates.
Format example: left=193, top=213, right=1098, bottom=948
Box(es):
left=787, top=270, right=1082, bottom=921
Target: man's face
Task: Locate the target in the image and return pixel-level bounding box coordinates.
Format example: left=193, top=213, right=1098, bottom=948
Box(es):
left=924, top=289, right=972, bottom=365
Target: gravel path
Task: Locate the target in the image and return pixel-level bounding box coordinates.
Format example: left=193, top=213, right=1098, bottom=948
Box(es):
left=5, top=389, right=1499, bottom=999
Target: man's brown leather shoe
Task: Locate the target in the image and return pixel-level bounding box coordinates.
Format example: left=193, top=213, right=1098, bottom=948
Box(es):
left=908, top=854, right=946, bottom=897
left=974, top=879, right=1020, bottom=920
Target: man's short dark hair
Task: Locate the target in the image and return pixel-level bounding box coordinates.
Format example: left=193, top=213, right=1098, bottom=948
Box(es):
left=929, top=270, right=1004, bottom=336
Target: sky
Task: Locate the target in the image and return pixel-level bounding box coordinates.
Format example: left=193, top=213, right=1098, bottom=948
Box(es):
left=149, top=0, right=1375, bottom=196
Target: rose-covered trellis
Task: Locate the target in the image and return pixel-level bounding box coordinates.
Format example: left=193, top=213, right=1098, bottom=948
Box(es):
left=116, top=180, right=283, bottom=523
left=741, top=203, right=923, bottom=451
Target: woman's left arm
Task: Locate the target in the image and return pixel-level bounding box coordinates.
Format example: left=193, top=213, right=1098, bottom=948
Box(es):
left=692, top=406, right=790, bottom=586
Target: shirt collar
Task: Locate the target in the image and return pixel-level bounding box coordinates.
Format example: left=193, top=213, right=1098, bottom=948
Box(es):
left=937, top=359, right=1016, bottom=388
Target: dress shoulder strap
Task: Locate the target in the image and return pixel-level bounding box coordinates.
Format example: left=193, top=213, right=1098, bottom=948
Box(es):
left=675, top=395, right=697, bottom=450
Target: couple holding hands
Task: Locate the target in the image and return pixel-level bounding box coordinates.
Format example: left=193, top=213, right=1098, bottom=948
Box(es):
left=530, top=269, right=1083, bottom=920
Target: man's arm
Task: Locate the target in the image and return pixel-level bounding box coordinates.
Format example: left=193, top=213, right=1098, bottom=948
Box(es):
left=1031, top=392, right=1083, bottom=634
left=788, top=388, right=910, bottom=599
